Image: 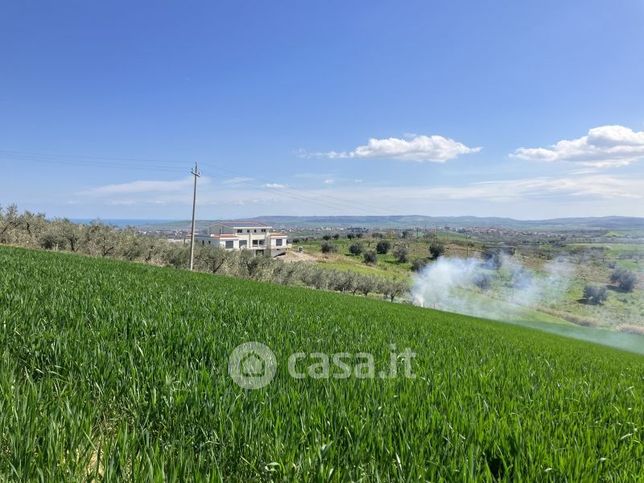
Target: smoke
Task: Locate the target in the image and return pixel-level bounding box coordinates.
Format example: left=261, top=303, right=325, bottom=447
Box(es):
left=410, top=254, right=644, bottom=355
left=411, top=255, right=573, bottom=322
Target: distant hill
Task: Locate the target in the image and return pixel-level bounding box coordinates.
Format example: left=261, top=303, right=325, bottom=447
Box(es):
left=135, top=215, right=644, bottom=232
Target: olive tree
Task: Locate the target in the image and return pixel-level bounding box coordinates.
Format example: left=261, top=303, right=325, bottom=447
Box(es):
left=429, top=241, right=445, bottom=260
left=363, top=250, right=377, bottom=265
left=349, top=243, right=363, bottom=256
left=393, top=245, right=409, bottom=263
left=610, top=268, right=637, bottom=292
left=376, top=240, right=391, bottom=254
left=583, top=284, right=608, bottom=305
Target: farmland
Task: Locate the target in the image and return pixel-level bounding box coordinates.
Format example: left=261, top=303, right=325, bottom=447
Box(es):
left=1, top=246, right=643, bottom=481
left=290, top=228, right=644, bottom=331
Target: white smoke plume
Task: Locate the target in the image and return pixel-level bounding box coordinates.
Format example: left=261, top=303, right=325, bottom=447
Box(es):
left=411, top=255, right=573, bottom=322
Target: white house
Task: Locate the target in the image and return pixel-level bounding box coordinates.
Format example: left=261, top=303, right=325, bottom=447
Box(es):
left=193, top=221, right=289, bottom=257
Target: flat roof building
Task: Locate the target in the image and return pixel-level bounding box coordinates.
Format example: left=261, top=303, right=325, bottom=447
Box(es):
left=193, top=222, right=289, bottom=257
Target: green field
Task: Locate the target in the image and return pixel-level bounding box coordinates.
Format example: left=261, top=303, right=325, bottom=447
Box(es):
left=1, top=247, right=643, bottom=481
left=295, top=234, right=644, bottom=331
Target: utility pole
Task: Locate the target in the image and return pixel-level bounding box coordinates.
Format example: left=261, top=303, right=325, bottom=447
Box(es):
left=189, top=162, right=201, bottom=271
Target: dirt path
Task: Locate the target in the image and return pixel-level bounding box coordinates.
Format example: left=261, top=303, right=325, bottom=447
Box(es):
left=283, top=250, right=318, bottom=263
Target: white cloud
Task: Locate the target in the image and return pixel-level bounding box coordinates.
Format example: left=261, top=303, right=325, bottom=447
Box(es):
left=512, top=125, right=644, bottom=168
left=222, top=176, right=254, bottom=185
left=315, top=134, right=481, bottom=162
left=323, top=178, right=335, bottom=184
left=79, top=176, right=205, bottom=196
left=293, top=172, right=330, bottom=179
left=424, top=175, right=643, bottom=201
left=210, top=175, right=643, bottom=207
left=264, top=183, right=287, bottom=189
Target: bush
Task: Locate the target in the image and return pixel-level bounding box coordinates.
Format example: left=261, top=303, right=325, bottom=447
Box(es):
left=363, top=250, right=377, bottom=265
left=393, top=245, right=409, bottom=263
left=381, top=279, right=408, bottom=302
left=610, top=268, right=637, bottom=292
left=332, top=234, right=340, bottom=240
left=320, top=241, right=337, bottom=254
left=376, top=240, right=391, bottom=254
left=583, top=284, right=608, bottom=305
left=322, top=234, right=331, bottom=241
left=482, top=248, right=502, bottom=269
left=328, top=271, right=355, bottom=293
left=473, top=272, right=492, bottom=290
left=429, top=242, right=445, bottom=260
left=349, top=243, right=364, bottom=256
left=411, top=258, right=427, bottom=272
left=355, top=275, right=376, bottom=296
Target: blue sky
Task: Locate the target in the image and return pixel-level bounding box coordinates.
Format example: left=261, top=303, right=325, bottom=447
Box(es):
left=1, top=0, right=643, bottom=220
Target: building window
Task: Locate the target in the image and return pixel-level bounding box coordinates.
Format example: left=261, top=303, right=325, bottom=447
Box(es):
left=225, top=240, right=234, bottom=249
left=239, top=240, right=247, bottom=247
left=276, top=239, right=283, bottom=246
left=259, top=239, right=264, bottom=246
left=261, top=229, right=266, bottom=232
left=237, top=229, right=242, bottom=233
left=252, top=240, right=259, bottom=246
left=247, top=229, right=251, bottom=233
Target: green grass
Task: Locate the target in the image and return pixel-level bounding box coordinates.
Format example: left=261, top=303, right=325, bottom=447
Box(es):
left=295, top=236, right=443, bottom=278
left=1, top=246, right=643, bottom=481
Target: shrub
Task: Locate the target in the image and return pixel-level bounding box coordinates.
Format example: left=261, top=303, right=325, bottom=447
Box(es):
left=320, top=241, right=337, bottom=254
left=473, top=272, right=492, bottom=290
left=381, top=279, right=408, bottom=302
left=355, top=275, right=376, bottom=295
left=482, top=248, right=502, bottom=269
left=411, top=258, right=427, bottom=272
left=322, top=234, right=331, bottom=241
left=610, top=268, right=637, bottom=292
left=363, top=250, right=377, bottom=265
left=393, top=245, right=409, bottom=263
left=583, top=284, right=608, bottom=305
left=349, top=243, right=364, bottom=256
left=376, top=240, right=391, bottom=255
left=429, top=242, right=445, bottom=260
left=328, top=271, right=355, bottom=293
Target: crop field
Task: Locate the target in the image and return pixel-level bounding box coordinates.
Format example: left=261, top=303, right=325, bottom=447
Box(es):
left=0, top=246, right=643, bottom=481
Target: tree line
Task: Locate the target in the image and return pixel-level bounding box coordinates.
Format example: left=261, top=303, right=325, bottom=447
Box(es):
left=0, top=204, right=409, bottom=301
